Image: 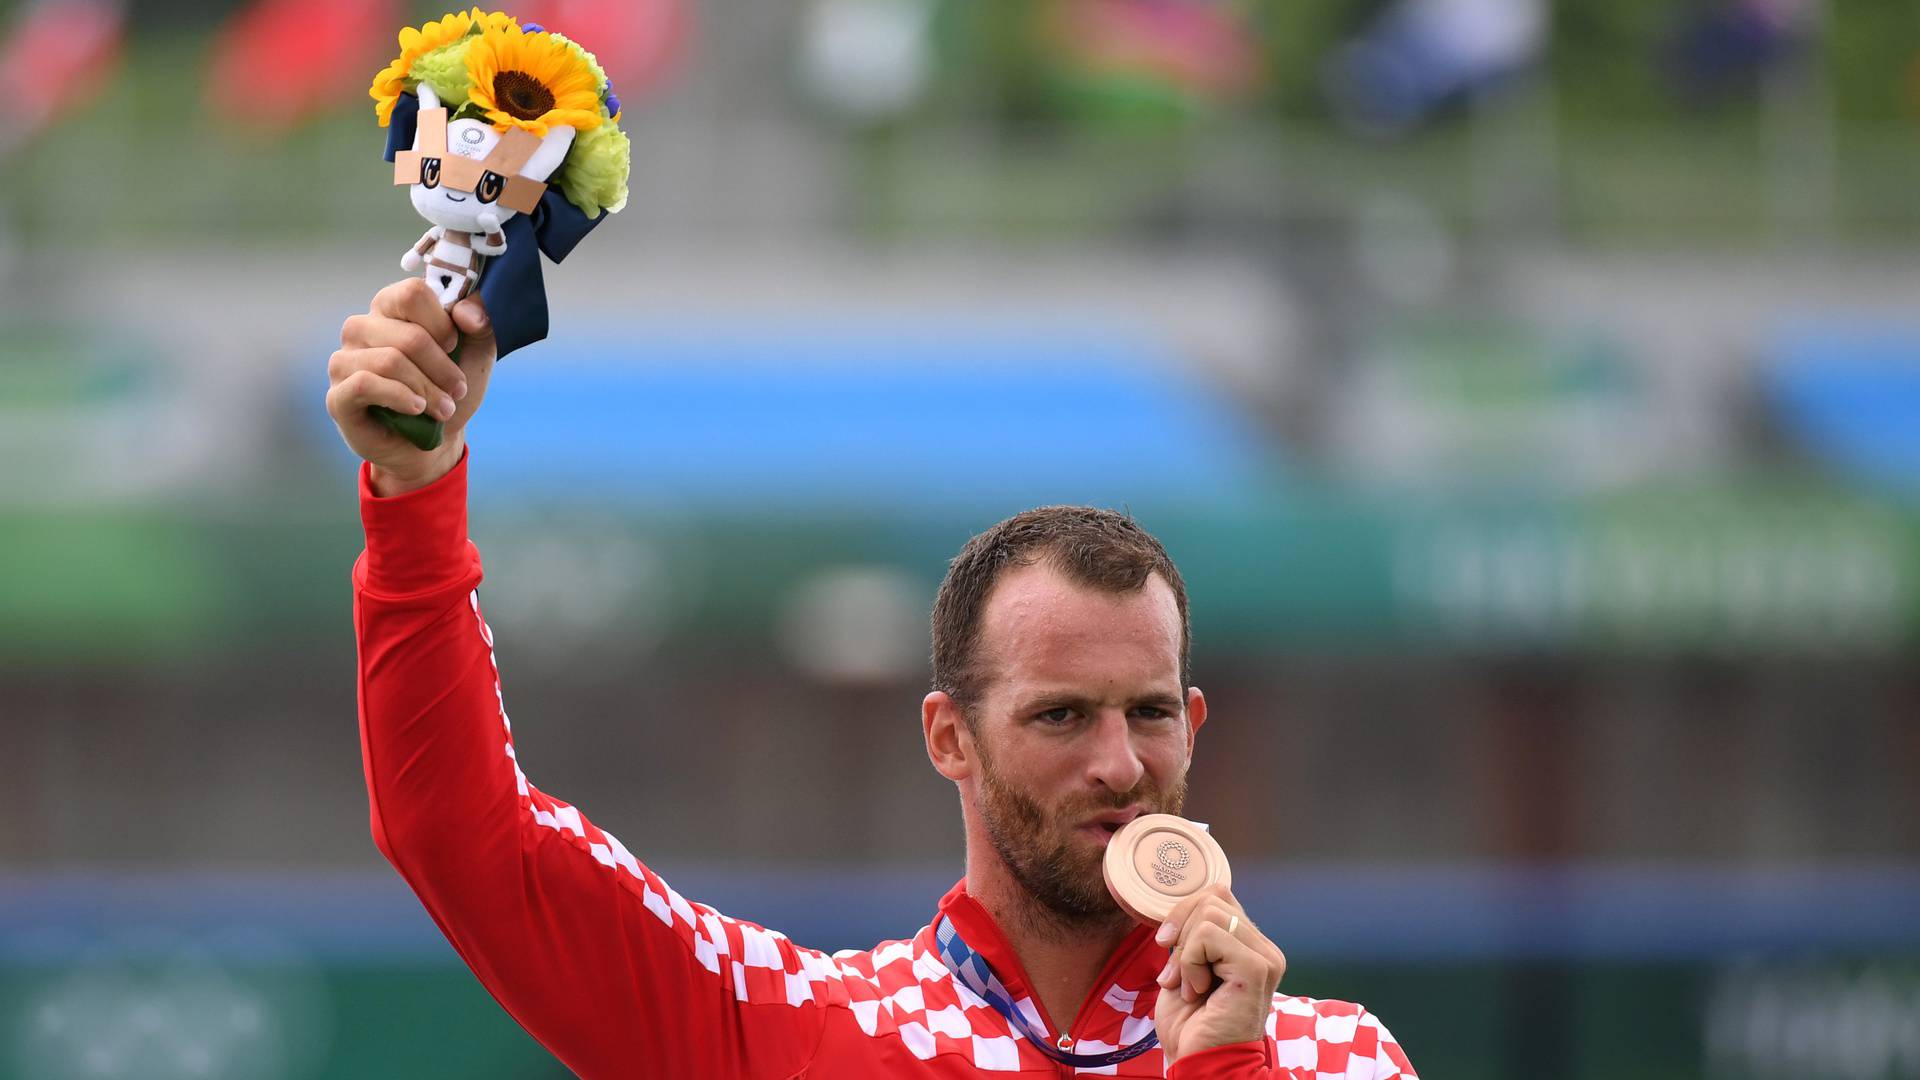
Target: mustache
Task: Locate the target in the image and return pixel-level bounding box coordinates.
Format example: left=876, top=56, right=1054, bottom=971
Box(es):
left=1057, top=778, right=1185, bottom=819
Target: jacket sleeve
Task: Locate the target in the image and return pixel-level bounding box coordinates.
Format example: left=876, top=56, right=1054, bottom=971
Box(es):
left=1165, top=1006, right=1418, bottom=1079
left=353, top=451, right=829, bottom=1079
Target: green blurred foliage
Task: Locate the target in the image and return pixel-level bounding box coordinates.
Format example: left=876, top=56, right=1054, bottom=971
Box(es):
left=1822, top=0, right=1920, bottom=125
left=1248, top=0, right=1369, bottom=116
left=1554, top=0, right=1690, bottom=125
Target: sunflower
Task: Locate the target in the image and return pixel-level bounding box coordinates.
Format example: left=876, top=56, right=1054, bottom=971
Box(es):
left=468, top=7, right=519, bottom=34
left=463, top=25, right=605, bottom=137
left=547, top=31, right=609, bottom=102
left=369, top=10, right=478, bottom=127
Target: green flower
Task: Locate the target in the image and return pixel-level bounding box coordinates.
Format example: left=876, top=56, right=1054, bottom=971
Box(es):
left=554, top=120, right=630, bottom=217
left=412, top=38, right=475, bottom=106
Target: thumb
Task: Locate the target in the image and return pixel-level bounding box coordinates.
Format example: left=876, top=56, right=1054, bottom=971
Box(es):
left=450, top=295, right=497, bottom=362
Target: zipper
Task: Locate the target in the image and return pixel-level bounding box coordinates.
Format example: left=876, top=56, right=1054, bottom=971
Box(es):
left=1056, top=924, right=1158, bottom=1070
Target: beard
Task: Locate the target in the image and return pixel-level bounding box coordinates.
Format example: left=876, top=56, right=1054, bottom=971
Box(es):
left=975, top=740, right=1188, bottom=933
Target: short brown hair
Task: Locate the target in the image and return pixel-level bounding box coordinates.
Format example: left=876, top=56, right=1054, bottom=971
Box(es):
left=931, top=506, right=1191, bottom=714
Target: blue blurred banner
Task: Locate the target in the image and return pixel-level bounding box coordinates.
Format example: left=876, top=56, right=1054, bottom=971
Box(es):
left=400, top=315, right=1283, bottom=511
left=1768, top=322, right=1920, bottom=500
left=9, top=864, right=1920, bottom=965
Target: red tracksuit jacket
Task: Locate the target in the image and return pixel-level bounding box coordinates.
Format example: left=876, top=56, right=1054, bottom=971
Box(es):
left=353, top=452, right=1420, bottom=1078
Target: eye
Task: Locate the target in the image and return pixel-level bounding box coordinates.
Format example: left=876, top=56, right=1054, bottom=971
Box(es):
left=476, top=171, right=505, bottom=204
left=1036, top=707, right=1075, bottom=725
left=420, top=157, right=441, bottom=188
left=1131, top=706, right=1173, bottom=721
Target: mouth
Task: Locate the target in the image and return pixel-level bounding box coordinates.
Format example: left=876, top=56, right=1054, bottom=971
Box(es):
left=1077, top=807, right=1146, bottom=846
left=444, top=193, right=469, bottom=203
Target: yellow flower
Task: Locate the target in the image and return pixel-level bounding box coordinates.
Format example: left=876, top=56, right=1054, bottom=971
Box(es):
left=463, top=24, right=605, bottom=137
left=547, top=32, right=608, bottom=99
left=468, top=7, right=518, bottom=34
left=370, top=10, right=477, bottom=126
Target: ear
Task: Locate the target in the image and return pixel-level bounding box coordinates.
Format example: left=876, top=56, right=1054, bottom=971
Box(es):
left=519, top=124, right=576, bottom=183
left=923, top=691, right=973, bottom=783
left=1184, top=686, right=1207, bottom=758
left=409, top=84, right=443, bottom=155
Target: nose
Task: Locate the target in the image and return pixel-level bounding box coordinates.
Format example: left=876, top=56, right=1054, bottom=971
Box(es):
left=1083, top=709, right=1147, bottom=794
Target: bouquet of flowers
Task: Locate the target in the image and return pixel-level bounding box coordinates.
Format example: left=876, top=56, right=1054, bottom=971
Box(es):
left=367, top=7, right=631, bottom=449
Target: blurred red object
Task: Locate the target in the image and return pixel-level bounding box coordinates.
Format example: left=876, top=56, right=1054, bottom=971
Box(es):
left=514, top=0, right=689, bottom=98
left=1046, top=0, right=1264, bottom=104
left=0, top=0, right=125, bottom=151
left=205, top=0, right=395, bottom=132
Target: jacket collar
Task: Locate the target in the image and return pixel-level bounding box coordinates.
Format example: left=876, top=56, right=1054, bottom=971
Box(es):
left=932, top=879, right=1164, bottom=1042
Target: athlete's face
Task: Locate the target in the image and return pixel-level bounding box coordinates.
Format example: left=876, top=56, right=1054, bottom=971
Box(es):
left=965, top=561, right=1203, bottom=926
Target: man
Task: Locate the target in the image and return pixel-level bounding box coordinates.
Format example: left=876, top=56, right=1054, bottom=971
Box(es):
left=328, top=279, right=1420, bottom=1078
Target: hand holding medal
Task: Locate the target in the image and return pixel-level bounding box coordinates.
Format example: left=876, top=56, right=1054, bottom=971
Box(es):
left=1104, top=815, right=1288, bottom=1064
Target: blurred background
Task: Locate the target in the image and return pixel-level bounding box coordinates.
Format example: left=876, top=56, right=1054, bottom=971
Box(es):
left=2, top=0, right=1918, bottom=1076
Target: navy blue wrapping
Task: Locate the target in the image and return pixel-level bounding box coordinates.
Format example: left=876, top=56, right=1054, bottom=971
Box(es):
left=382, top=91, right=606, bottom=359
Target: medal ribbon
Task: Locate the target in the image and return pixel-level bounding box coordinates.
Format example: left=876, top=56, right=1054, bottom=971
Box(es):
left=934, top=915, right=1160, bottom=1068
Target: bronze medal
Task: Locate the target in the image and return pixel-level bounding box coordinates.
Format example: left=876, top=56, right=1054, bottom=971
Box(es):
left=1103, top=813, right=1231, bottom=924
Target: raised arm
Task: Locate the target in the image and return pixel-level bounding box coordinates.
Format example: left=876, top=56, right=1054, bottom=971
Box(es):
left=330, top=281, right=829, bottom=1078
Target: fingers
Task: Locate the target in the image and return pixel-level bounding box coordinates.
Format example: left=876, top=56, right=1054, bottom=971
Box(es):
left=1156, top=922, right=1283, bottom=1004
left=1176, top=922, right=1230, bottom=1000
left=326, top=368, right=430, bottom=423
left=1157, top=895, right=1236, bottom=1000
left=1155, top=886, right=1237, bottom=949
left=340, top=281, right=469, bottom=407
left=340, top=309, right=462, bottom=398
left=329, top=347, right=457, bottom=420
left=371, top=277, right=458, bottom=348
left=449, top=295, right=496, bottom=365
left=1153, top=886, right=1286, bottom=1002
